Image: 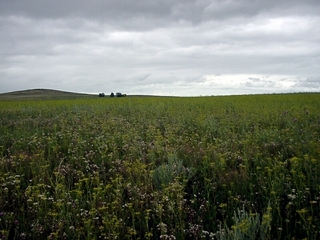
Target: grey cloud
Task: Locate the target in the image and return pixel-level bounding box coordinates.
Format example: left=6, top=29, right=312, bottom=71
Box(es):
left=306, top=76, right=320, bottom=83
left=2, top=1, right=319, bottom=29
left=248, top=77, right=260, bottom=82
left=1, top=0, right=320, bottom=95
left=205, top=0, right=320, bottom=21
left=294, top=76, right=320, bottom=89
left=0, top=0, right=175, bottom=29
left=243, top=77, right=272, bottom=88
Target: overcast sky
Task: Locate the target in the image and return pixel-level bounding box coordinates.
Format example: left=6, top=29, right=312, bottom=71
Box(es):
left=1, top=0, right=320, bottom=96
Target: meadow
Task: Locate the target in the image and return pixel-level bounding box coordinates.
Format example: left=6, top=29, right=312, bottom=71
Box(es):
left=0, top=93, right=320, bottom=239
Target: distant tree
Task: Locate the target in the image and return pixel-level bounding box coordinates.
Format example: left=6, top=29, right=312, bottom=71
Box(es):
left=99, top=93, right=105, bottom=97
left=110, top=92, right=114, bottom=97
left=116, top=92, right=122, bottom=97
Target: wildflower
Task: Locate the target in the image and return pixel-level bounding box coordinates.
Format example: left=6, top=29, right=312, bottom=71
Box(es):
left=157, top=222, right=168, bottom=234
left=296, top=208, right=307, bottom=214
left=19, top=233, right=26, bottom=239
left=14, top=220, right=19, bottom=224
left=287, top=194, right=296, bottom=200
left=69, top=226, right=75, bottom=231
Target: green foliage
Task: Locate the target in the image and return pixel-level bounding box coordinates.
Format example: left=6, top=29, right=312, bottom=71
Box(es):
left=0, top=93, right=320, bottom=239
left=215, top=204, right=272, bottom=240
left=152, top=154, right=194, bottom=189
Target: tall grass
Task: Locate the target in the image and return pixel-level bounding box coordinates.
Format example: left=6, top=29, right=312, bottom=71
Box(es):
left=0, top=93, right=320, bottom=239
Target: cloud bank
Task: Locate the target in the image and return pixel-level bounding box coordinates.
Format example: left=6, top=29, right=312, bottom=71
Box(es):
left=1, top=0, right=320, bottom=95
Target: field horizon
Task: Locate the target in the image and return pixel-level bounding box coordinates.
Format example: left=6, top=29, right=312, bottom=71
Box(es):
left=1, top=88, right=319, bottom=100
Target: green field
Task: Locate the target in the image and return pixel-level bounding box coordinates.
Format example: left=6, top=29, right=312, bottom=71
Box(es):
left=1, top=93, right=320, bottom=239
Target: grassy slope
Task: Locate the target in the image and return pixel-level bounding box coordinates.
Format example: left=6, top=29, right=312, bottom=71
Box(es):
left=0, top=89, right=96, bottom=100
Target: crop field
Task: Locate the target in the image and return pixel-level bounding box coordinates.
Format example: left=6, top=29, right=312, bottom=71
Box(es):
left=1, top=93, right=320, bottom=239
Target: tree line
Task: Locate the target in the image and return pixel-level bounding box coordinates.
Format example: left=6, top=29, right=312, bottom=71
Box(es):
left=99, top=92, right=126, bottom=97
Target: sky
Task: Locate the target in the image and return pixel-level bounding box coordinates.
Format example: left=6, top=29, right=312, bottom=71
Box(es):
left=1, top=0, right=320, bottom=96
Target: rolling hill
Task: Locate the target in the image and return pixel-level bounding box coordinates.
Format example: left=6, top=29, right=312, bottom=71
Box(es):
left=0, top=89, right=96, bottom=100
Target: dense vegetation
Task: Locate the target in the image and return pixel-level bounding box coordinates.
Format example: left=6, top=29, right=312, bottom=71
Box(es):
left=0, top=93, right=319, bottom=239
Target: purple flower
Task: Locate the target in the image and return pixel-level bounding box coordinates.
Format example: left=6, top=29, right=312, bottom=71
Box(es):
left=14, top=220, right=19, bottom=224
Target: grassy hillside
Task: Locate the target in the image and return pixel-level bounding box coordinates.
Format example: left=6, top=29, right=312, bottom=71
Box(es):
left=0, top=89, right=96, bottom=100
